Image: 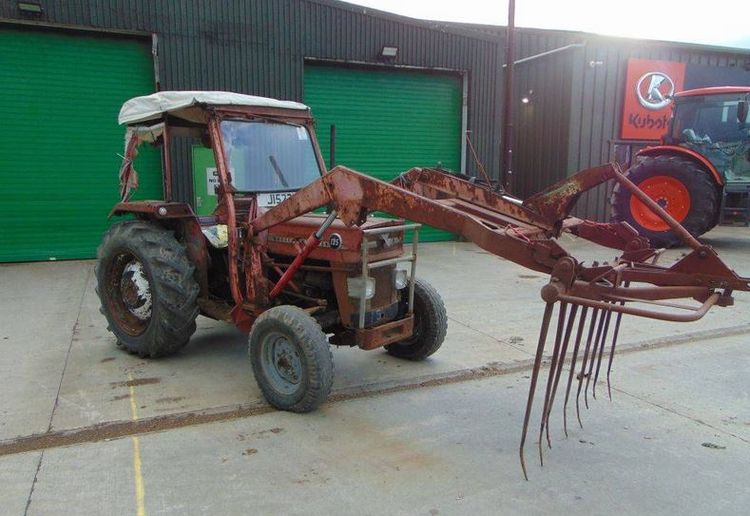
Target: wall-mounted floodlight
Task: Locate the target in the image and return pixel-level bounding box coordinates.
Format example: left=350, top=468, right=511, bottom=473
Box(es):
left=17, top=1, right=43, bottom=16
left=521, top=89, right=533, bottom=105
left=380, top=46, right=398, bottom=59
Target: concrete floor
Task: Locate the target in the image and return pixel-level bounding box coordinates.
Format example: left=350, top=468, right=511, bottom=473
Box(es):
left=2, top=333, right=749, bottom=515
left=1, top=225, right=749, bottom=514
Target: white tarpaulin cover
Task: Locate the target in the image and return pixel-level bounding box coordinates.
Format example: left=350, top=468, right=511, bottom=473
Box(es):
left=118, top=91, right=309, bottom=125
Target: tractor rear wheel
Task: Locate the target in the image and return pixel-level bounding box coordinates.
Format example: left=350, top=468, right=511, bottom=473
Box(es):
left=610, top=155, right=719, bottom=248
left=385, top=278, right=447, bottom=360
left=249, top=305, right=334, bottom=413
left=96, top=221, right=199, bottom=357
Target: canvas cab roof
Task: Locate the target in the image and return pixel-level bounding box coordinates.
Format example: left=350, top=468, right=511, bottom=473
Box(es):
left=118, top=90, right=310, bottom=125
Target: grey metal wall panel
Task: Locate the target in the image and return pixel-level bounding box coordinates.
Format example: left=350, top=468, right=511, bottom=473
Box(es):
left=511, top=30, right=575, bottom=198
left=0, top=0, right=503, bottom=203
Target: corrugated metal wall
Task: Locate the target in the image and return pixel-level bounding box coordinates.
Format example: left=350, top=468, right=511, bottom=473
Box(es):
left=0, top=0, right=503, bottom=203
left=511, top=30, right=575, bottom=199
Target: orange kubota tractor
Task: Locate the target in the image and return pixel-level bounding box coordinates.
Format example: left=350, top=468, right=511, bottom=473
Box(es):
left=99, top=91, right=749, bottom=477
left=612, top=87, right=750, bottom=247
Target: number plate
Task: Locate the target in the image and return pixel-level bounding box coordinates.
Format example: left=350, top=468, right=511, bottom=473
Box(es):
left=257, top=192, right=294, bottom=208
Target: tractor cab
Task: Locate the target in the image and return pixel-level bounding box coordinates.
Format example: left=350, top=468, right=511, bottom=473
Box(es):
left=116, top=90, right=326, bottom=212
left=667, top=87, right=750, bottom=182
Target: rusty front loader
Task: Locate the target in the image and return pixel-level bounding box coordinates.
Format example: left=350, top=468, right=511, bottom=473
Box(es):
left=101, top=92, right=750, bottom=480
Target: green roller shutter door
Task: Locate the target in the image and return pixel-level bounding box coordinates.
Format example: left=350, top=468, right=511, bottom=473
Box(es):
left=0, top=28, right=160, bottom=262
left=304, top=65, right=462, bottom=242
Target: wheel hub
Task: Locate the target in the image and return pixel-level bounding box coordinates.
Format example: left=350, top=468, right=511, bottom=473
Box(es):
left=120, top=260, right=152, bottom=321
left=262, top=333, right=303, bottom=394
left=630, top=175, right=691, bottom=232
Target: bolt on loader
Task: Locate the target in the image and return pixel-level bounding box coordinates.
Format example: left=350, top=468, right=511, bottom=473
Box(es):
left=99, top=91, right=750, bottom=478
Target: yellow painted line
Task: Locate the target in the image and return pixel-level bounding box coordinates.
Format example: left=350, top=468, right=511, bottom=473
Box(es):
left=128, top=372, right=146, bottom=516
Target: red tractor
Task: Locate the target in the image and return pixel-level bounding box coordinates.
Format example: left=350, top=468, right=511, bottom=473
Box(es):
left=612, top=87, right=750, bottom=247
left=99, top=91, right=749, bottom=475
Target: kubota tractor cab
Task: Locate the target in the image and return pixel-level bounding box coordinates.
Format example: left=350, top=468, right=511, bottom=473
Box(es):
left=612, top=86, right=750, bottom=247
left=97, top=91, right=446, bottom=413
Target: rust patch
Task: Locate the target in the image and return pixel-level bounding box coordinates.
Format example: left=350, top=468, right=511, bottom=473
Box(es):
left=110, top=377, right=161, bottom=388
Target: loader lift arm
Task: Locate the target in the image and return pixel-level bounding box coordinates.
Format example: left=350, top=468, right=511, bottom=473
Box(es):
left=253, top=163, right=749, bottom=299
left=251, top=161, right=750, bottom=479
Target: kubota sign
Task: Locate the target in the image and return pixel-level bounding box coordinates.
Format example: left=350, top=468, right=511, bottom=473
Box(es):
left=621, top=58, right=686, bottom=140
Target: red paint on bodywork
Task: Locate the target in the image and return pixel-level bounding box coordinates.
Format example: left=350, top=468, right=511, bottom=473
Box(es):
left=674, top=86, right=750, bottom=98
left=637, top=145, right=724, bottom=185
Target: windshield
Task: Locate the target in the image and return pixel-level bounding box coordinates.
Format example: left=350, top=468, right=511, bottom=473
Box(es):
left=671, top=94, right=750, bottom=181
left=671, top=94, right=750, bottom=144
left=220, top=120, right=322, bottom=192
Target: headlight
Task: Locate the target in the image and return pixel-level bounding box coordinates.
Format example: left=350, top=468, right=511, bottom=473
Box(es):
left=347, top=276, right=376, bottom=299
left=392, top=269, right=408, bottom=290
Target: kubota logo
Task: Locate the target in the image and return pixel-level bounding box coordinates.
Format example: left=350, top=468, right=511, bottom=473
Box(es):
left=635, top=71, right=675, bottom=111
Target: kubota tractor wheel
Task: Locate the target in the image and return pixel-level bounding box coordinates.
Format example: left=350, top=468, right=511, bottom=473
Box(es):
left=386, top=278, right=447, bottom=360
left=610, top=155, right=720, bottom=248
left=96, top=221, right=199, bottom=358
left=249, top=305, right=334, bottom=413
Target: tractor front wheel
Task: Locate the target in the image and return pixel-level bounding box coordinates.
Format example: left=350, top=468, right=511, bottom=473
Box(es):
left=385, top=278, right=447, bottom=360
left=249, top=306, right=334, bottom=413
left=610, top=155, right=720, bottom=248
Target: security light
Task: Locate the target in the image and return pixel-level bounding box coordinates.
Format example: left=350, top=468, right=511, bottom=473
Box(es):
left=17, top=2, right=43, bottom=16
left=521, top=89, right=533, bottom=105
left=380, top=46, right=398, bottom=59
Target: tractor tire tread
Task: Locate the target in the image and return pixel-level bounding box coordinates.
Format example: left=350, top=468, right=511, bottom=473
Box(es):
left=249, top=305, right=334, bottom=413
left=610, top=154, right=719, bottom=247
left=96, top=220, right=199, bottom=358
left=385, top=278, right=447, bottom=360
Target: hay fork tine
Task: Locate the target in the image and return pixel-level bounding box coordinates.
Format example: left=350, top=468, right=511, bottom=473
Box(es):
left=605, top=310, right=624, bottom=401
left=584, top=309, right=607, bottom=408
left=606, top=282, right=629, bottom=401
left=544, top=303, right=578, bottom=448
left=520, top=302, right=555, bottom=481
left=576, top=308, right=599, bottom=427
left=592, top=308, right=614, bottom=399
left=563, top=305, right=589, bottom=437
left=538, top=302, right=567, bottom=465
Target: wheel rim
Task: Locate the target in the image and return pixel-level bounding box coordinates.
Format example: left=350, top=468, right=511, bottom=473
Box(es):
left=105, top=251, right=153, bottom=336
left=260, top=331, right=303, bottom=395
left=629, top=175, right=691, bottom=232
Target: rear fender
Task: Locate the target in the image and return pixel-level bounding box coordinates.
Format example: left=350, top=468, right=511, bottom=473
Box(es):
left=109, top=201, right=209, bottom=295
left=109, top=201, right=196, bottom=219
left=636, top=146, right=724, bottom=186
